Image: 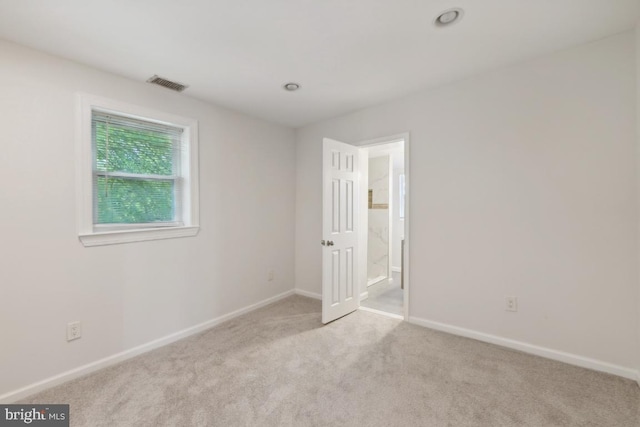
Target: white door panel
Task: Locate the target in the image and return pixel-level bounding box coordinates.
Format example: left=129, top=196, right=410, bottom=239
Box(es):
left=322, top=138, right=360, bottom=324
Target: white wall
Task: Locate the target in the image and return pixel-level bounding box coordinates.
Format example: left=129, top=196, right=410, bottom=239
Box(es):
left=0, top=40, right=295, bottom=397
left=367, top=155, right=390, bottom=281
left=295, top=32, right=639, bottom=371
left=636, top=24, right=640, bottom=380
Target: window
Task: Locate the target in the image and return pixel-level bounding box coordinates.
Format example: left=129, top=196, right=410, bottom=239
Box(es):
left=77, top=94, right=199, bottom=246
left=92, top=112, right=182, bottom=227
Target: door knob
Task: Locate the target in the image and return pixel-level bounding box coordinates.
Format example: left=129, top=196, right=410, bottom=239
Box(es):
left=321, top=240, right=326, bottom=246
left=327, top=241, right=334, bottom=246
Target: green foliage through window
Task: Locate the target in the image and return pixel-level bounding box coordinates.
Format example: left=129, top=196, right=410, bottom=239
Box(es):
left=92, top=112, right=182, bottom=225
left=96, top=177, right=175, bottom=224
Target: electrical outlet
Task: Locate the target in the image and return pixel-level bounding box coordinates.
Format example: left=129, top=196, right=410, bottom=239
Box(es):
left=505, top=296, right=518, bottom=312
left=67, top=321, right=82, bottom=341
left=268, top=270, right=275, bottom=281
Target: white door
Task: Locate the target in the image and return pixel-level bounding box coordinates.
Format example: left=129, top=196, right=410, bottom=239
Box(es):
left=322, top=138, right=360, bottom=324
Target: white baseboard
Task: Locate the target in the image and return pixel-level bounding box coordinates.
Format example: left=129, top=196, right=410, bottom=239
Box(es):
left=408, top=316, right=639, bottom=381
left=392, top=266, right=401, bottom=273
left=294, top=288, right=321, bottom=300
left=367, top=276, right=386, bottom=287
left=0, top=289, right=296, bottom=403
left=359, top=306, right=403, bottom=320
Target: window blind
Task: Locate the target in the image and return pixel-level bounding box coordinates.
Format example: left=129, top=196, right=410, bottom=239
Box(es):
left=91, top=111, right=184, bottom=227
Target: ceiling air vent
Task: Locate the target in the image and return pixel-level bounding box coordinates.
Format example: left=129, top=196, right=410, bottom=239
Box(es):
left=146, top=75, right=188, bottom=92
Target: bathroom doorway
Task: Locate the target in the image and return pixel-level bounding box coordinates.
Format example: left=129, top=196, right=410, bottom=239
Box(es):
left=359, top=137, right=407, bottom=318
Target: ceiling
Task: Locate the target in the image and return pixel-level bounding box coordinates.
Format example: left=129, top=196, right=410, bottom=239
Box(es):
left=0, top=0, right=638, bottom=128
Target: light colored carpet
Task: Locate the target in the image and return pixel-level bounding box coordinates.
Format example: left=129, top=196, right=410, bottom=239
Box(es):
left=22, top=296, right=639, bottom=426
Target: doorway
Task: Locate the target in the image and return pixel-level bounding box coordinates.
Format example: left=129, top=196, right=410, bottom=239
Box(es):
left=320, top=134, right=409, bottom=324
left=358, top=137, right=407, bottom=319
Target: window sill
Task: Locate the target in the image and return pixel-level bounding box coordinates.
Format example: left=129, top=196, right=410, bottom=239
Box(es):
left=79, top=226, right=199, bottom=247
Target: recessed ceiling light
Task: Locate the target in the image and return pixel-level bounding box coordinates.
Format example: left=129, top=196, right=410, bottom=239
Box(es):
left=283, top=82, right=300, bottom=91
left=434, top=8, right=463, bottom=27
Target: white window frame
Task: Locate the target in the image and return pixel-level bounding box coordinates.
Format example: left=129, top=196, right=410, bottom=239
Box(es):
left=76, top=94, right=199, bottom=247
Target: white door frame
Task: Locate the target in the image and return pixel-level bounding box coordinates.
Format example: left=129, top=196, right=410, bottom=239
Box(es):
left=357, top=132, right=410, bottom=321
